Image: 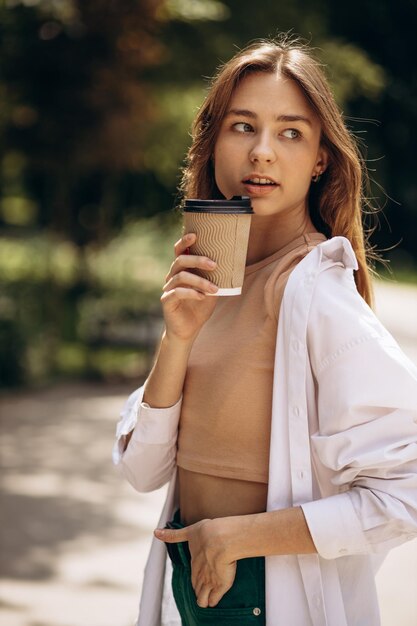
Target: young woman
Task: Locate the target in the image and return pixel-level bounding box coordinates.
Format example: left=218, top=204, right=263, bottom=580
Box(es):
left=113, top=36, right=417, bottom=626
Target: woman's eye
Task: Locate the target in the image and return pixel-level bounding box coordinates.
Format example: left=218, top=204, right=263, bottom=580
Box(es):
left=282, top=128, right=301, bottom=139
left=233, top=122, right=253, bottom=133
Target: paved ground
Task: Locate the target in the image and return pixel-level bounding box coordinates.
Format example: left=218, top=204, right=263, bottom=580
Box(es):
left=0, top=279, right=416, bottom=626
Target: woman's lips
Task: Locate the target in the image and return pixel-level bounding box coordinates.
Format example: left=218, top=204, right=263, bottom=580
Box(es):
left=242, top=182, right=280, bottom=196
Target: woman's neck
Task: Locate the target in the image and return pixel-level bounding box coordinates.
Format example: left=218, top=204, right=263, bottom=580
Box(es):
left=245, top=207, right=318, bottom=266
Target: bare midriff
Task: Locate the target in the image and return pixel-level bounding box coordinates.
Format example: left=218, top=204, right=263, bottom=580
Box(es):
left=178, top=466, right=268, bottom=526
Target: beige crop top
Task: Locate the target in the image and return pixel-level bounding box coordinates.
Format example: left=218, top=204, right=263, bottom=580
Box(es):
left=176, top=232, right=327, bottom=483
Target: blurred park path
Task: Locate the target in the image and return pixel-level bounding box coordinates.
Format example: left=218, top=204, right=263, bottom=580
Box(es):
left=0, top=279, right=416, bottom=626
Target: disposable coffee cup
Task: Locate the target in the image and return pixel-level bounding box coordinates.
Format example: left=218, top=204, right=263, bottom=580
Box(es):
left=183, top=196, right=254, bottom=296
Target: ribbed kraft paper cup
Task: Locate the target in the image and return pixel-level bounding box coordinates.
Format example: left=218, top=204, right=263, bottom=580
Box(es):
left=183, top=196, right=254, bottom=296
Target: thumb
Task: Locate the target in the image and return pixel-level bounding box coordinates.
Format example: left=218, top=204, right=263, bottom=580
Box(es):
left=154, top=527, right=188, bottom=543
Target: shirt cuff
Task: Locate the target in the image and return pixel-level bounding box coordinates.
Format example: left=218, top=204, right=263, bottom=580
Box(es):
left=300, top=492, right=369, bottom=559
left=132, top=396, right=182, bottom=445
left=113, top=395, right=182, bottom=465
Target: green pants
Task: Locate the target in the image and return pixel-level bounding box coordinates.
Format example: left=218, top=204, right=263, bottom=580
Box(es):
left=164, top=509, right=266, bottom=625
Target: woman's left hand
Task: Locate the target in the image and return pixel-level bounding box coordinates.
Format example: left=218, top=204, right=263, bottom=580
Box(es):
left=154, top=517, right=238, bottom=608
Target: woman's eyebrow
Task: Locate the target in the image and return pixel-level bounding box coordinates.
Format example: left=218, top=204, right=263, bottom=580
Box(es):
left=226, top=109, right=313, bottom=127
left=277, top=114, right=313, bottom=127
left=225, top=108, right=257, bottom=119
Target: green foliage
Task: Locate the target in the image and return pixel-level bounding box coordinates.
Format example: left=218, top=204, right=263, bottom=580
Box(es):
left=0, top=235, right=79, bottom=285
left=87, top=214, right=182, bottom=290
left=161, top=0, right=230, bottom=21
left=0, top=0, right=166, bottom=245
left=0, top=214, right=180, bottom=386
left=317, top=40, right=386, bottom=104
left=144, top=85, right=205, bottom=187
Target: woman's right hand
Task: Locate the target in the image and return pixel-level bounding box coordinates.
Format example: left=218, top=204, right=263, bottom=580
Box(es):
left=161, top=233, right=219, bottom=343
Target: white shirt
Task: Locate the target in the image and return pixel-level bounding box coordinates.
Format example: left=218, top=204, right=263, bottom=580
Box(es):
left=113, top=236, right=417, bottom=626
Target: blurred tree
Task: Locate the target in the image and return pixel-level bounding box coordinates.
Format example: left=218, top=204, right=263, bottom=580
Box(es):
left=0, top=0, right=165, bottom=246
left=0, top=0, right=169, bottom=386
left=327, top=0, right=417, bottom=268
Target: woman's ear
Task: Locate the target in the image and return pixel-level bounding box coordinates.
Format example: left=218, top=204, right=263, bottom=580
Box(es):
left=315, top=146, right=329, bottom=175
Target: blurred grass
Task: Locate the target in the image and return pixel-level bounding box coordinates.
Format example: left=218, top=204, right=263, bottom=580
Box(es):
left=0, top=212, right=182, bottom=388
left=0, top=213, right=182, bottom=288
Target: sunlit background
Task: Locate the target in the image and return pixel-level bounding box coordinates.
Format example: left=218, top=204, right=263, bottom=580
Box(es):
left=0, top=1, right=416, bottom=625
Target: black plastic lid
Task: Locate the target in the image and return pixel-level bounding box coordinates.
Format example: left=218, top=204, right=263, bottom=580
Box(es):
left=184, top=196, right=253, bottom=214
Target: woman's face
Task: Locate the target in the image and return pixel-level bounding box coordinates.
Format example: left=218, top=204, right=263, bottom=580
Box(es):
left=213, top=71, right=328, bottom=217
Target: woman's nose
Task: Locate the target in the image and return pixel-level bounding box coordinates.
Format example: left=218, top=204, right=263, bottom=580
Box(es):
left=249, top=132, right=276, bottom=163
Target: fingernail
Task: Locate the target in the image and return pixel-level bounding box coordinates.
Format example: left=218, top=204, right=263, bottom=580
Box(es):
left=154, top=528, right=165, bottom=535
left=207, top=260, right=216, bottom=267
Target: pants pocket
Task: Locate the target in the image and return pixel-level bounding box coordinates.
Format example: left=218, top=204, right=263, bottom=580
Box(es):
left=182, top=559, right=265, bottom=624
left=185, top=577, right=258, bottom=621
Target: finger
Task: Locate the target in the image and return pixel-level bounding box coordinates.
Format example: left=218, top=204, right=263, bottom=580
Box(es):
left=166, top=254, right=217, bottom=283
left=153, top=527, right=188, bottom=543
left=174, top=233, right=196, bottom=257
left=161, top=288, right=205, bottom=305
left=163, top=271, right=218, bottom=295
left=196, top=584, right=211, bottom=608
left=207, top=587, right=227, bottom=607
left=194, top=575, right=205, bottom=598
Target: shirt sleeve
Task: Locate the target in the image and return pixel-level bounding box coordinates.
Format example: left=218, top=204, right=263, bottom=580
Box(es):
left=301, top=268, right=417, bottom=560
left=113, top=385, right=182, bottom=492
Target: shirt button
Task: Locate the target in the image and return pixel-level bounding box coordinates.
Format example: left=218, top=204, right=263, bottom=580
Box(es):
left=292, top=339, right=300, bottom=352
left=293, top=406, right=301, bottom=417
left=298, top=470, right=304, bottom=479
left=339, top=548, right=348, bottom=555
left=253, top=607, right=261, bottom=616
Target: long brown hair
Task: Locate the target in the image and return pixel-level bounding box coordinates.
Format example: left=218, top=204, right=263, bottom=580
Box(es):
left=180, top=34, right=378, bottom=306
